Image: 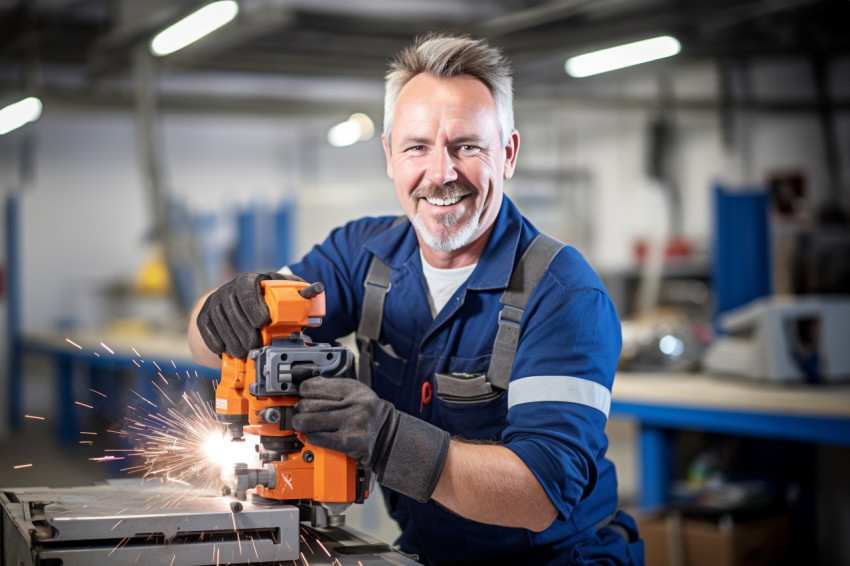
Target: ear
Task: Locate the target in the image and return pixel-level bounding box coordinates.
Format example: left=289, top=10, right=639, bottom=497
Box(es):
left=503, top=129, right=520, bottom=180
left=382, top=133, right=394, bottom=179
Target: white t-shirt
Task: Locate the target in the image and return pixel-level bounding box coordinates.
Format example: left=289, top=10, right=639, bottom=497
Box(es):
left=420, top=249, right=477, bottom=317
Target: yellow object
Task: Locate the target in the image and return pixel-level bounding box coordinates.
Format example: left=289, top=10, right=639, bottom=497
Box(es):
left=134, top=247, right=171, bottom=295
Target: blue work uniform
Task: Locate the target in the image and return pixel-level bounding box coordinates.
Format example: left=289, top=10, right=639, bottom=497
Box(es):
left=288, top=196, right=643, bottom=565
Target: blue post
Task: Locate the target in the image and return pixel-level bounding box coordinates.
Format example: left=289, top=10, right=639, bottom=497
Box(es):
left=638, top=426, right=673, bottom=509
left=712, top=184, right=772, bottom=326
left=6, top=193, right=22, bottom=430
left=274, top=202, right=292, bottom=269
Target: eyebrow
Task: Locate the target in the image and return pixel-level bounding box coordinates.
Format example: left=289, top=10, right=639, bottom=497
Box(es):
left=399, top=135, right=487, bottom=146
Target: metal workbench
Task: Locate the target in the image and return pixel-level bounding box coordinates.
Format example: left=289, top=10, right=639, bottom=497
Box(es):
left=1, top=479, right=419, bottom=565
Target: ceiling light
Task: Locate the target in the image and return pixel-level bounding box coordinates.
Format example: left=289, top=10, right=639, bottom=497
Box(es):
left=565, top=36, right=681, bottom=78
left=150, top=1, right=239, bottom=57
left=328, top=113, right=375, bottom=147
left=0, top=97, right=43, bottom=135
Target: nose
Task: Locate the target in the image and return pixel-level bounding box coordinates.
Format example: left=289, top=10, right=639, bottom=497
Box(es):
left=425, top=147, right=458, bottom=186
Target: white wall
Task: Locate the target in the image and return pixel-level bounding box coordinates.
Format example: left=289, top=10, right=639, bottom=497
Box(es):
left=3, top=56, right=848, bottom=332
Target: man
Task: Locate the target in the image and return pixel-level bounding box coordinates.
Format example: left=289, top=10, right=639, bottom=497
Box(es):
left=189, top=33, right=643, bottom=566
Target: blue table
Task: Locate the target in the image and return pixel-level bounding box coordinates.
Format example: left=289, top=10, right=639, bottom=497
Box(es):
left=609, top=372, right=850, bottom=508
left=17, top=330, right=219, bottom=443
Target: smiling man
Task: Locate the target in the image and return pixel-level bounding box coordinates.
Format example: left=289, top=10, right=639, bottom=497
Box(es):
left=189, top=34, right=643, bottom=566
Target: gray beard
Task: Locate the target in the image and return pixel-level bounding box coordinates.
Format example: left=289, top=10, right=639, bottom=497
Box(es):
left=412, top=206, right=481, bottom=252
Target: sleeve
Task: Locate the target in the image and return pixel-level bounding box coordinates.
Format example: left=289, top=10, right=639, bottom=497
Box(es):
left=284, top=217, right=394, bottom=343
left=501, top=280, right=622, bottom=521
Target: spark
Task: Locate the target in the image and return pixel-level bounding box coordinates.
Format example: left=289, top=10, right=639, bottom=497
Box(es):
left=107, top=429, right=127, bottom=435
left=132, top=347, right=141, bottom=357
left=111, top=519, right=123, bottom=531
left=153, top=361, right=162, bottom=371
left=128, top=389, right=157, bottom=408
left=158, top=372, right=169, bottom=384
left=94, top=352, right=101, bottom=357
left=13, top=463, right=32, bottom=469
left=316, top=539, right=331, bottom=557
left=101, top=342, right=115, bottom=355
left=89, top=388, right=107, bottom=397
left=230, top=509, right=243, bottom=555
left=152, top=381, right=175, bottom=405
left=66, top=338, right=83, bottom=349
left=109, top=537, right=130, bottom=557
left=249, top=536, right=259, bottom=559
left=89, top=456, right=124, bottom=462
left=301, top=552, right=310, bottom=566
left=25, top=414, right=44, bottom=420
left=79, top=441, right=93, bottom=445
left=300, top=534, right=314, bottom=554
left=281, top=473, right=294, bottom=492
left=170, top=556, right=176, bottom=566
left=171, top=360, right=177, bottom=369
left=75, top=401, right=93, bottom=409
left=133, top=360, right=141, bottom=368
left=80, top=431, right=97, bottom=435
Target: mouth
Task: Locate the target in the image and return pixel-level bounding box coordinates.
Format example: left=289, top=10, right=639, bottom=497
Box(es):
left=424, top=195, right=465, bottom=207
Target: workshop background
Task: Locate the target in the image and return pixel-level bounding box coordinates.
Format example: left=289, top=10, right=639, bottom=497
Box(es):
left=1, top=1, right=849, bottom=565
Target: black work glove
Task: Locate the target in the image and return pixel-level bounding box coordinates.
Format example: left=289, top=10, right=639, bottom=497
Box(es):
left=292, top=377, right=450, bottom=503
left=196, top=271, right=302, bottom=358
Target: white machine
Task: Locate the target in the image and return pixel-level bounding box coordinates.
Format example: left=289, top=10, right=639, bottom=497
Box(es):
left=703, top=295, right=850, bottom=383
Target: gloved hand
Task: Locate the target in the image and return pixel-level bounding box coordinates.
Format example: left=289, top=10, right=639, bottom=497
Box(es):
left=196, top=271, right=302, bottom=358
left=293, top=377, right=450, bottom=503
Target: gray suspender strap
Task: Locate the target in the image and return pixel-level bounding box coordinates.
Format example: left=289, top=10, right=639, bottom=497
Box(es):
left=356, top=216, right=406, bottom=386
left=487, top=233, right=564, bottom=391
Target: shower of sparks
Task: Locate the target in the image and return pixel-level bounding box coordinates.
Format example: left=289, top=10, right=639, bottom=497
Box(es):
left=101, top=342, right=115, bottom=355
left=66, top=338, right=83, bottom=349
left=25, top=414, right=44, bottom=420
left=89, top=388, right=107, bottom=397
left=13, top=464, right=33, bottom=469
left=119, top=389, right=255, bottom=490
left=75, top=401, right=93, bottom=409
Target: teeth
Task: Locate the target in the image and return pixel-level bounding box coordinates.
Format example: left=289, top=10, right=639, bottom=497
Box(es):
left=425, top=196, right=462, bottom=206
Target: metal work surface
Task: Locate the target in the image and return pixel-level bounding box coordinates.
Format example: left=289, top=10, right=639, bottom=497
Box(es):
left=1, top=479, right=418, bottom=566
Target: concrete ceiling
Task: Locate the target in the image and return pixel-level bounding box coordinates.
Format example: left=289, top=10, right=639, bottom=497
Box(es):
left=1, top=0, right=849, bottom=112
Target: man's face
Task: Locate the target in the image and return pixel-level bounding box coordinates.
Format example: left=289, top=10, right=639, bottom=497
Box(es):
left=383, top=73, right=519, bottom=256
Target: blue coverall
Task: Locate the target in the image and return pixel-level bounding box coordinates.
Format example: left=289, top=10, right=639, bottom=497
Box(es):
left=288, top=196, right=644, bottom=565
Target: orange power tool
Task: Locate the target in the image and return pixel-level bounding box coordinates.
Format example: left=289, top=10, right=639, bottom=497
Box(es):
left=214, top=279, right=368, bottom=526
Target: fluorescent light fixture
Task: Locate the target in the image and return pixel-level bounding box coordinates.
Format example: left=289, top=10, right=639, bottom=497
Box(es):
left=150, top=0, right=239, bottom=57
left=0, top=96, right=43, bottom=135
left=328, top=113, right=375, bottom=147
left=565, top=36, right=681, bottom=78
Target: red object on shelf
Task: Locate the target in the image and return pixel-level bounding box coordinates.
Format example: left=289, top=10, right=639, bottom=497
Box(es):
left=634, top=236, right=693, bottom=263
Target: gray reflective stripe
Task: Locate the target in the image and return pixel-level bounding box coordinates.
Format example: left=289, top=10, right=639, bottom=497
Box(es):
left=507, top=375, right=611, bottom=418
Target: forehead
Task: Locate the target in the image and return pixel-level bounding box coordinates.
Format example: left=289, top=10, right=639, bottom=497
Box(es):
left=392, top=73, right=499, bottom=139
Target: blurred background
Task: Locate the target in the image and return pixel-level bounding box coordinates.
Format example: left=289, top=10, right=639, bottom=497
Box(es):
left=1, top=1, right=849, bottom=565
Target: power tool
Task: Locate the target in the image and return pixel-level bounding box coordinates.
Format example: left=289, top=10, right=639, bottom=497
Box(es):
left=214, top=279, right=368, bottom=527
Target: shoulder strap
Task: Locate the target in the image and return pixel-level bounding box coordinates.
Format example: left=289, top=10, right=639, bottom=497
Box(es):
left=487, top=233, right=564, bottom=390
left=356, top=216, right=406, bottom=386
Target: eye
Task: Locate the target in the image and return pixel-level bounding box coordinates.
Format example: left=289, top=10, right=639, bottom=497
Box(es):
left=457, top=144, right=481, bottom=155
left=405, top=145, right=427, bottom=153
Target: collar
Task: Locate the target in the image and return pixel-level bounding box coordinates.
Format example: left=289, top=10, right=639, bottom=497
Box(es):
left=363, top=196, right=530, bottom=291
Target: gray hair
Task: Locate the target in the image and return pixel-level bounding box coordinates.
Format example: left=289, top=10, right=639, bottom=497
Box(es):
left=383, top=33, right=514, bottom=146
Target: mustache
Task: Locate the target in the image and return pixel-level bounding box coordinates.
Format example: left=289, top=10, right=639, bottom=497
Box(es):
left=411, top=181, right=477, bottom=201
